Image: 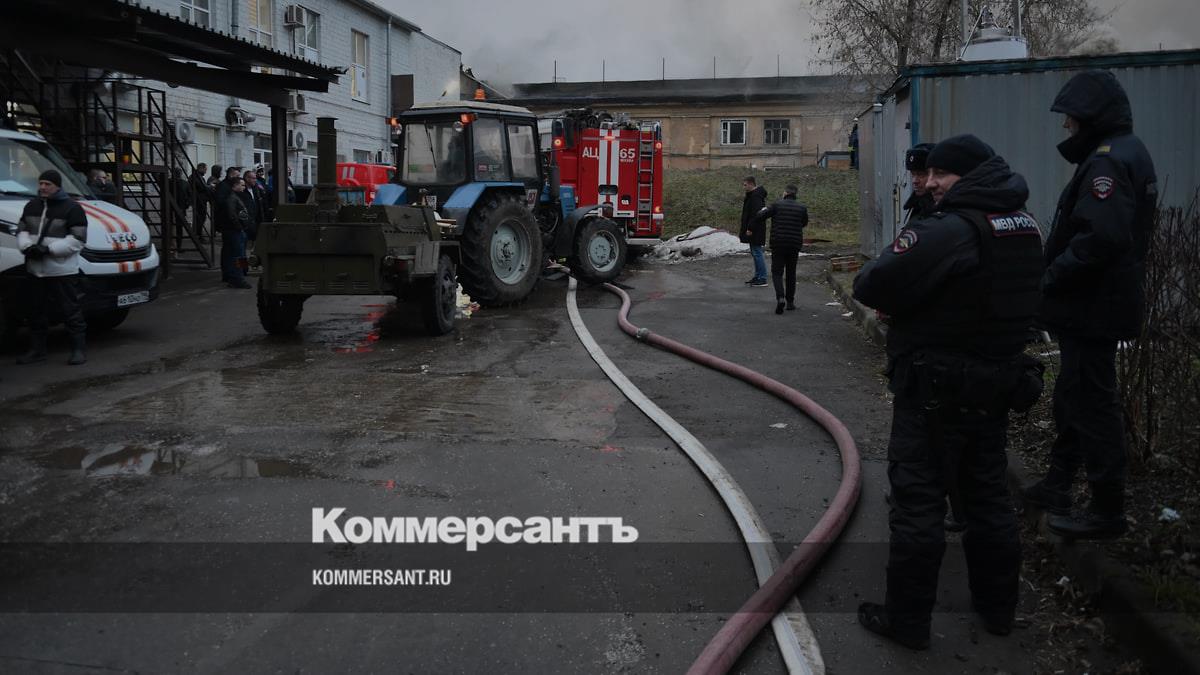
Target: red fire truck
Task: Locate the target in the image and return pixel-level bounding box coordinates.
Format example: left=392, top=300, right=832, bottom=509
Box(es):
left=537, top=109, right=664, bottom=275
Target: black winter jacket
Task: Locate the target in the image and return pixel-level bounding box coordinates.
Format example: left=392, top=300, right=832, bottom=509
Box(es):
left=215, top=192, right=251, bottom=232
left=1039, top=70, right=1157, bottom=340
left=740, top=185, right=767, bottom=245
left=854, top=155, right=1043, bottom=359
left=752, top=195, right=808, bottom=250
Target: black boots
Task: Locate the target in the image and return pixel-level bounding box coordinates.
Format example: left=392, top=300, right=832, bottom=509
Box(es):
left=775, top=299, right=785, bottom=315
left=67, top=333, right=87, bottom=366
left=16, top=332, right=47, bottom=364
left=857, top=602, right=930, bottom=650
left=1048, top=483, right=1127, bottom=540
left=1024, top=479, right=1072, bottom=516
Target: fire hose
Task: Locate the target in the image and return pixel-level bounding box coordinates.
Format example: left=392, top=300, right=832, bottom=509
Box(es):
left=564, top=273, right=862, bottom=674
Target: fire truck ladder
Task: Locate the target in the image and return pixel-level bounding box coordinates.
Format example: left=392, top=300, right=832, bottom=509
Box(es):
left=635, top=121, right=657, bottom=235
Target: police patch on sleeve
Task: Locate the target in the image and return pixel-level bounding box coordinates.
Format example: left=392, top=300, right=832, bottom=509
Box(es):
left=1092, top=176, right=1114, bottom=200
left=987, top=211, right=1041, bottom=237
left=891, top=229, right=918, bottom=254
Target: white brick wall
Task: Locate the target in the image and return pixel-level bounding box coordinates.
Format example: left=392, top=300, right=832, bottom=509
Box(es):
left=129, top=0, right=461, bottom=181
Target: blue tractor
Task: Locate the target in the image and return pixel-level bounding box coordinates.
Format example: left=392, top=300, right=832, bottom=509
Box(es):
left=376, top=100, right=631, bottom=306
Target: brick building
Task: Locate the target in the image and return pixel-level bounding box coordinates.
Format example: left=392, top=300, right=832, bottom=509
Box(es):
left=509, top=76, right=871, bottom=170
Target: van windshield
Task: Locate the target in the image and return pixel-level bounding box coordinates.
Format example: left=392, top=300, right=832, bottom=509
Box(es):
left=0, top=137, right=91, bottom=198
left=401, top=121, right=466, bottom=185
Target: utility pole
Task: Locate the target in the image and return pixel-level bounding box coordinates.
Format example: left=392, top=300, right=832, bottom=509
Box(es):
left=713, top=56, right=716, bottom=79
left=553, top=60, right=557, bottom=83
left=777, top=54, right=781, bottom=77
left=662, top=57, right=665, bottom=81
left=602, top=59, right=606, bottom=83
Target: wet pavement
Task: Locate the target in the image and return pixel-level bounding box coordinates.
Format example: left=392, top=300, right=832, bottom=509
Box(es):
left=0, top=259, right=1037, bottom=673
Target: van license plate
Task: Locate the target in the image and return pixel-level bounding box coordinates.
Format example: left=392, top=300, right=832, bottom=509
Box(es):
left=117, top=291, right=150, bottom=307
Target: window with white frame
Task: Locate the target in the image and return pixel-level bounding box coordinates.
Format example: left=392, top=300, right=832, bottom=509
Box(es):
left=352, top=149, right=372, bottom=164
left=247, top=0, right=274, bottom=48
left=764, top=119, right=790, bottom=145
left=720, top=119, right=746, bottom=145
left=180, top=0, right=210, bottom=27
left=193, top=126, right=218, bottom=168
left=253, top=135, right=272, bottom=171
left=300, top=142, right=318, bottom=184
left=293, top=6, right=319, bottom=61
left=351, top=31, right=369, bottom=102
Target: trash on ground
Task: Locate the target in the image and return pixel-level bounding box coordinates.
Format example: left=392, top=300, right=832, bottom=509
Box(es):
left=1159, top=507, right=1181, bottom=523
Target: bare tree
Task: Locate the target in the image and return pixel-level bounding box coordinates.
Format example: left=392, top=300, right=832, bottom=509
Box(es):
left=811, top=0, right=1116, bottom=92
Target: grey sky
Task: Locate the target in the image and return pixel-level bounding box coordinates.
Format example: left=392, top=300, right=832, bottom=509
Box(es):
left=387, top=0, right=1199, bottom=87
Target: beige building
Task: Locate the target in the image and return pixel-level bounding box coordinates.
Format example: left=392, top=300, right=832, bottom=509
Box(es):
left=508, top=76, right=870, bottom=170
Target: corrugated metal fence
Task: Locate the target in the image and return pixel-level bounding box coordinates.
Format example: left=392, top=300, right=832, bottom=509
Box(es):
left=859, top=50, right=1200, bottom=258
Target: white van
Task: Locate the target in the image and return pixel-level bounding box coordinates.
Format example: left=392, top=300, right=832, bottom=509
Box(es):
left=0, top=128, right=160, bottom=343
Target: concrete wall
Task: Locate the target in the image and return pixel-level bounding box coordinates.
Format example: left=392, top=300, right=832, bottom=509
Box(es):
left=127, top=0, right=460, bottom=181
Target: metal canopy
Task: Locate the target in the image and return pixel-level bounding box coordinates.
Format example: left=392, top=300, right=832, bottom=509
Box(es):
left=0, top=0, right=343, bottom=108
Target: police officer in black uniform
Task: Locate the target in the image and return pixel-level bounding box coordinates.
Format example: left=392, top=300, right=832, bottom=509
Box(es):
left=852, top=135, right=1045, bottom=650
left=902, top=143, right=936, bottom=226
left=1027, top=70, right=1157, bottom=540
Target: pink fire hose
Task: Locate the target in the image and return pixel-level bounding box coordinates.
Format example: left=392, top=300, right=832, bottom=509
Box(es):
left=600, top=282, right=863, bottom=674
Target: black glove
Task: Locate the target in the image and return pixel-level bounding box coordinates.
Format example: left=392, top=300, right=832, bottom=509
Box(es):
left=23, top=245, right=44, bottom=260
left=37, top=243, right=50, bottom=256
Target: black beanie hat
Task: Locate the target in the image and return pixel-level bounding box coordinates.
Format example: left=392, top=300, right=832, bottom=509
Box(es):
left=927, top=134, right=995, bottom=177
left=38, top=169, right=62, bottom=187
left=904, top=143, right=935, bottom=171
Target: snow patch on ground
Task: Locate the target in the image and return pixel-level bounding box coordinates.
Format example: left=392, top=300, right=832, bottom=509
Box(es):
left=653, top=226, right=748, bottom=263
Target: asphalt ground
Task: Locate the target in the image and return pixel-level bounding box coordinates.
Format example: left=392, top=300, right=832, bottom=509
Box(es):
left=0, top=254, right=1038, bottom=673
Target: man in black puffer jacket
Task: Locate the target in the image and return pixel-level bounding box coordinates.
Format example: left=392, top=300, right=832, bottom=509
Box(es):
left=853, top=135, right=1045, bottom=651
left=750, top=184, right=808, bottom=314
left=1026, top=70, right=1157, bottom=540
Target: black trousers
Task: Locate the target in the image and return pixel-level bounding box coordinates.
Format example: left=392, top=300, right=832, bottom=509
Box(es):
left=770, top=246, right=800, bottom=302
left=28, top=274, right=87, bottom=337
left=884, top=400, right=1020, bottom=636
left=1046, top=334, right=1127, bottom=489
left=193, top=200, right=208, bottom=234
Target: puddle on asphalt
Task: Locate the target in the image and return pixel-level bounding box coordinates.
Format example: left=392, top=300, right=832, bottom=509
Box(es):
left=34, top=445, right=324, bottom=479
left=304, top=295, right=478, bottom=354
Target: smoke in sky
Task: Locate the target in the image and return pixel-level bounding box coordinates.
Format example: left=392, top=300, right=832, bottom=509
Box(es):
left=388, top=0, right=1199, bottom=87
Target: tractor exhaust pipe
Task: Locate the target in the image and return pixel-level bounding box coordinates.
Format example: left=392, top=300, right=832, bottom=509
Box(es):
left=315, top=116, right=339, bottom=220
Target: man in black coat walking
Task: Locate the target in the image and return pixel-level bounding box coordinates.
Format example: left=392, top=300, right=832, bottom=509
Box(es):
left=739, top=176, right=768, bottom=286
left=750, top=184, right=808, bottom=314
left=852, top=135, right=1045, bottom=650
left=1026, top=70, right=1158, bottom=540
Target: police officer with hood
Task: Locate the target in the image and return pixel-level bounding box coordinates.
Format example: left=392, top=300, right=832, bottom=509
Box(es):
left=903, top=143, right=936, bottom=225
left=1027, top=70, right=1157, bottom=539
left=16, top=169, right=89, bottom=365
left=852, top=135, right=1045, bottom=650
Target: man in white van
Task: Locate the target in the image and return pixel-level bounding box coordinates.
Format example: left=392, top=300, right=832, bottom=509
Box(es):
left=16, top=169, right=88, bottom=365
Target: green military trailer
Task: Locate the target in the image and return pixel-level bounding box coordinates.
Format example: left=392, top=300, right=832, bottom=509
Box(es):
left=252, top=117, right=458, bottom=336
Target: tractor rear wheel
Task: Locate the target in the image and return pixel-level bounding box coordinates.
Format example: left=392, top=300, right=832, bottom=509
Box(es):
left=257, top=278, right=305, bottom=334
left=458, top=194, right=543, bottom=307
left=569, top=217, right=627, bottom=284
left=419, top=254, right=457, bottom=336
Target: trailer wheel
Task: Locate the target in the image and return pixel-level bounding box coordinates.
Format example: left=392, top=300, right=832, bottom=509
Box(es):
left=257, top=278, right=305, bottom=334
left=569, top=217, right=627, bottom=284
left=86, top=308, right=129, bottom=334
left=458, top=194, right=543, bottom=307
left=419, top=254, right=457, bottom=336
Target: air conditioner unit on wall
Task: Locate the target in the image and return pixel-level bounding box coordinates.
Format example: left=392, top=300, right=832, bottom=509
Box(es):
left=284, top=5, right=303, bottom=26
left=173, top=120, right=195, bottom=143
left=286, top=91, right=307, bottom=114
left=288, top=129, right=307, bottom=150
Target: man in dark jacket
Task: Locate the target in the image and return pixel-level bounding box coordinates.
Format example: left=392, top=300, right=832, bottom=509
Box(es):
left=739, top=176, right=768, bottom=286
left=216, top=176, right=253, bottom=289
left=239, top=168, right=266, bottom=236
left=852, top=135, right=1045, bottom=650
left=86, top=169, right=118, bottom=204
left=1026, top=70, right=1157, bottom=540
left=750, top=184, right=808, bottom=314
left=903, top=143, right=936, bottom=225
left=15, top=170, right=89, bottom=365
left=190, top=163, right=212, bottom=235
